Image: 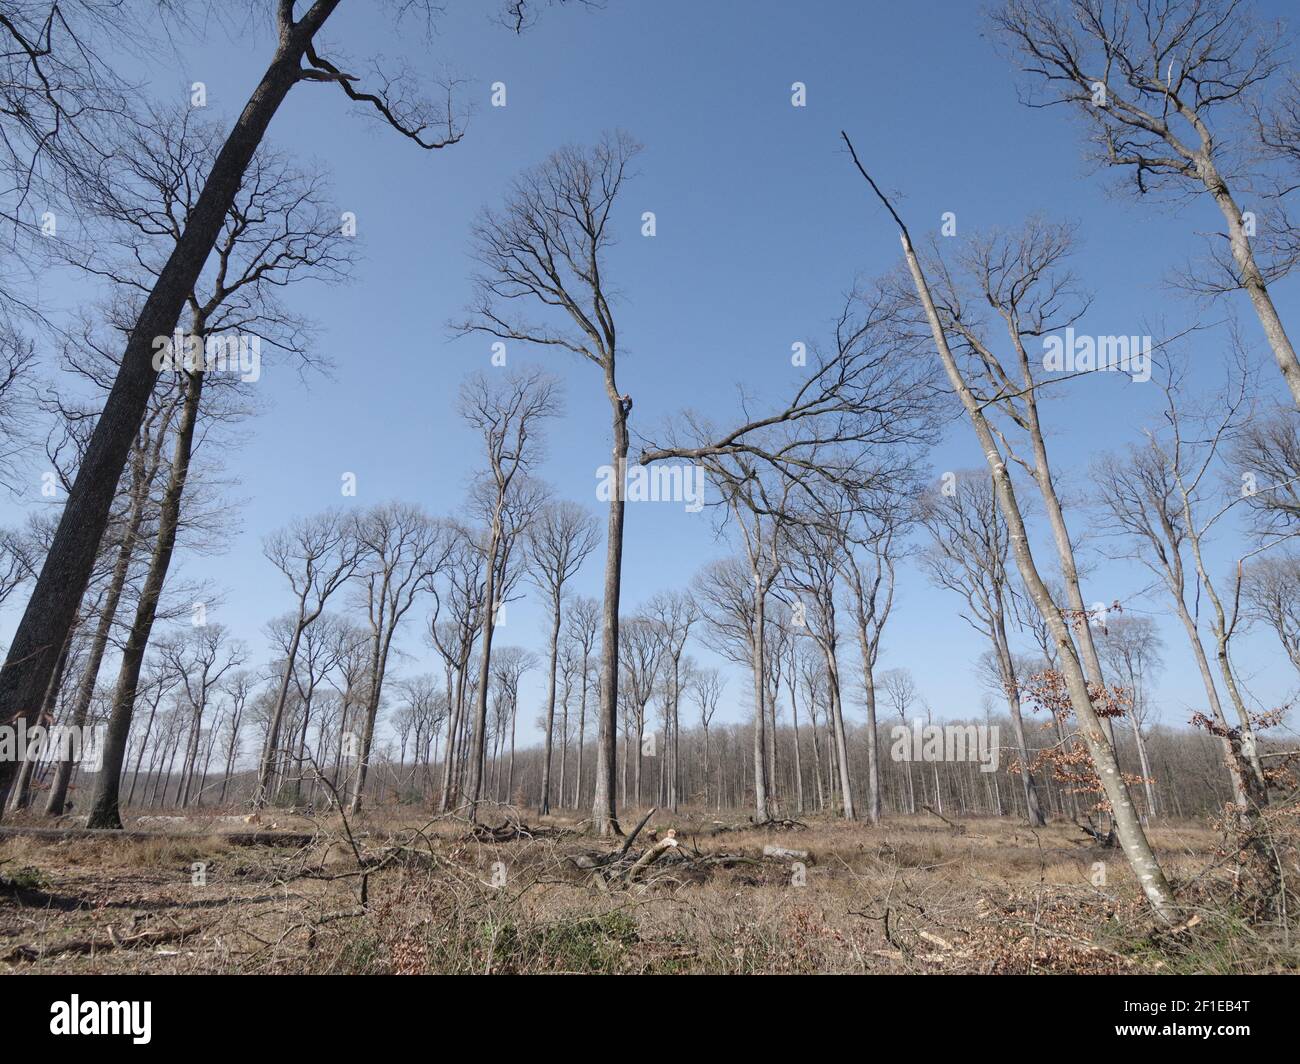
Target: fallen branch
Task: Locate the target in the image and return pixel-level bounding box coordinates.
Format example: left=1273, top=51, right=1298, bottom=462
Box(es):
left=922, top=805, right=967, bottom=836
left=4, top=922, right=210, bottom=963
left=621, top=835, right=678, bottom=884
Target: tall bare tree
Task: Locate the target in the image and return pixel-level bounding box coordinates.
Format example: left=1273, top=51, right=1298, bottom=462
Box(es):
left=347, top=504, right=449, bottom=814
left=1097, top=615, right=1165, bottom=818
left=920, top=470, right=1046, bottom=826
left=842, top=132, right=1180, bottom=920
left=525, top=499, right=598, bottom=814
left=564, top=594, right=600, bottom=809
left=458, top=368, right=557, bottom=821
left=457, top=132, right=640, bottom=835
left=250, top=510, right=361, bottom=808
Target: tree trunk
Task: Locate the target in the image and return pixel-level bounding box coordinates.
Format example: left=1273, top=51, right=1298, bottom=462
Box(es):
left=0, top=40, right=312, bottom=810
left=539, top=597, right=561, bottom=814
left=44, top=480, right=149, bottom=816
left=888, top=210, right=1179, bottom=921
left=1200, top=155, right=1300, bottom=409
left=253, top=610, right=307, bottom=807
left=591, top=398, right=628, bottom=836
left=463, top=518, right=501, bottom=822
left=86, top=367, right=204, bottom=829
left=750, top=584, right=770, bottom=822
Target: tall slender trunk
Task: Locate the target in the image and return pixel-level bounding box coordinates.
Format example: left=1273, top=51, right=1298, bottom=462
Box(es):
left=254, top=610, right=307, bottom=807
left=464, top=519, right=502, bottom=822
left=853, top=621, right=881, bottom=825
left=127, top=692, right=164, bottom=808
left=877, top=192, right=1179, bottom=920
left=87, top=366, right=204, bottom=829
left=539, top=597, right=561, bottom=814
left=750, top=584, right=770, bottom=822
left=1172, top=599, right=1249, bottom=807
left=573, top=660, right=588, bottom=809
left=1132, top=720, right=1157, bottom=819
left=592, top=398, right=628, bottom=836
left=824, top=646, right=854, bottom=819
left=992, top=610, right=1045, bottom=827
left=787, top=671, right=804, bottom=814
left=44, top=485, right=149, bottom=816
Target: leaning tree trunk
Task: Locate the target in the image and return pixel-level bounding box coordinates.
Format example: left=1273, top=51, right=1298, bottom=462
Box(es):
left=884, top=203, right=1179, bottom=921
left=86, top=369, right=204, bottom=829
left=0, top=44, right=310, bottom=810
left=253, top=612, right=308, bottom=808
left=1199, top=155, right=1300, bottom=410
left=45, top=475, right=151, bottom=816
left=1171, top=598, right=1250, bottom=808
left=5, top=630, right=74, bottom=812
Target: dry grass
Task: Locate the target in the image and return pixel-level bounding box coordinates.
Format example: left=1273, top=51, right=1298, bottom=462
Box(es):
left=1, top=806, right=1295, bottom=974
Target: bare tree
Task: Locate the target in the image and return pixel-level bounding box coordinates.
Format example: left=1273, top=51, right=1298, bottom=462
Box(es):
left=347, top=504, right=449, bottom=814
left=993, top=0, right=1300, bottom=408
left=457, top=131, right=640, bottom=835
left=564, top=593, right=600, bottom=809
left=247, top=510, right=361, bottom=808
left=618, top=614, right=664, bottom=807
left=1097, top=615, right=1165, bottom=818
left=686, top=660, right=723, bottom=809
left=42, top=388, right=177, bottom=815
left=1242, top=551, right=1300, bottom=675
left=1095, top=352, right=1269, bottom=805
left=0, top=0, right=476, bottom=765
left=781, top=523, right=857, bottom=820
left=645, top=589, right=700, bottom=813
left=842, top=131, right=1179, bottom=920
left=156, top=624, right=246, bottom=808
left=525, top=499, right=598, bottom=814
left=1232, top=407, right=1300, bottom=533
left=920, top=470, right=1046, bottom=826
left=429, top=521, right=487, bottom=812
left=458, top=367, right=557, bottom=821
left=880, top=668, right=920, bottom=815
left=488, top=645, right=536, bottom=806
left=80, top=109, right=356, bottom=826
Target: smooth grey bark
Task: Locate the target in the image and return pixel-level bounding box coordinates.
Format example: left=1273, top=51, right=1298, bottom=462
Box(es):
left=843, top=132, right=1178, bottom=920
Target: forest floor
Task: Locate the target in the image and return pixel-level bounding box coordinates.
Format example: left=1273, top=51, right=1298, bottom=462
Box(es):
left=1, top=806, right=1294, bottom=974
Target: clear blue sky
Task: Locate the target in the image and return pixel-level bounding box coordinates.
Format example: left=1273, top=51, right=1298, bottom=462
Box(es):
left=5, top=0, right=1298, bottom=750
